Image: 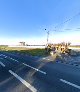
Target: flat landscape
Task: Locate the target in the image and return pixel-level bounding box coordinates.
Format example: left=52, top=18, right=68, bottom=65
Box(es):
left=0, top=0, right=80, bottom=92
left=0, top=49, right=80, bottom=92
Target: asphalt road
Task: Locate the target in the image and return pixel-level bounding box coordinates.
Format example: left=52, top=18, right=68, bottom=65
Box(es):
left=0, top=51, right=80, bottom=92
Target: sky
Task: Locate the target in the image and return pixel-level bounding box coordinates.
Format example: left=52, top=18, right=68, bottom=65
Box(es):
left=0, top=0, right=80, bottom=45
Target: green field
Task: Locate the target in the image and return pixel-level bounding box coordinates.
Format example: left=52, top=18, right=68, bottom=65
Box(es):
left=0, top=45, right=46, bottom=56
left=17, top=49, right=46, bottom=56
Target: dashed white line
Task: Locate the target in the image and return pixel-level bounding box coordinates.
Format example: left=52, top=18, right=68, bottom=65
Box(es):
left=47, top=59, right=50, bottom=60
left=13, top=59, right=19, bottom=62
left=0, top=54, right=19, bottom=63
left=23, top=63, right=46, bottom=75
left=10, top=58, right=12, bottom=59
left=9, top=70, right=37, bottom=92
left=14, top=59, right=19, bottom=62
left=10, top=58, right=19, bottom=62
left=4, top=56, right=7, bottom=58
left=11, top=58, right=14, bottom=60
left=0, top=61, right=5, bottom=67
left=43, top=58, right=46, bottom=59
left=2, top=54, right=6, bottom=56
left=60, top=79, right=80, bottom=90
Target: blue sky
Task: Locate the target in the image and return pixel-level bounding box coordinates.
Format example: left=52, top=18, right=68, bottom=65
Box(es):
left=0, top=0, right=80, bottom=45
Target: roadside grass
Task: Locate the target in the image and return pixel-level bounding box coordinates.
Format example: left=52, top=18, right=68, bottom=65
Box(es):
left=0, top=45, right=8, bottom=50
left=18, top=49, right=46, bottom=56
left=0, top=46, right=46, bottom=56
left=5, top=47, right=29, bottom=51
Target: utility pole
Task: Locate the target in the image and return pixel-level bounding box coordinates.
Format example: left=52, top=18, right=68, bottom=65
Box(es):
left=45, top=29, right=50, bottom=52
left=47, top=30, right=49, bottom=45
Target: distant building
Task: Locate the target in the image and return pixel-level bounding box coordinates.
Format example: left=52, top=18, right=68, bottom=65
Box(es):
left=19, top=42, right=25, bottom=46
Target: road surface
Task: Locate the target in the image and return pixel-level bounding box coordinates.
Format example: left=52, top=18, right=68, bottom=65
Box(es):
left=0, top=51, right=80, bottom=92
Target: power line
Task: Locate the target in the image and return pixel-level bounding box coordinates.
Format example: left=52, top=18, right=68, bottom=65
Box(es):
left=54, top=11, right=80, bottom=30
left=45, top=11, right=80, bottom=44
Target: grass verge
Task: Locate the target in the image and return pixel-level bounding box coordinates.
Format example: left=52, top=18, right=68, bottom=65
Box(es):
left=0, top=46, right=46, bottom=56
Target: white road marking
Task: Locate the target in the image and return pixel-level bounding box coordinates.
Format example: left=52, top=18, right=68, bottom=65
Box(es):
left=43, top=58, right=46, bottom=59
left=23, top=63, right=46, bottom=75
left=1, top=54, right=3, bottom=55
left=11, top=58, right=15, bottom=60
left=60, top=79, right=80, bottom=90
left=10, top=58, right=19, bottom=62
left=3, top=55, right=19, bottom=62
left=10, top=58, right=13, bottom=60
left=47, top=59, right=50, bottom=60
left=14, top=60, right=19, bottom=62
left=2, top=54, right=6, bottom=56
left=12, top=59, right=19, bottom=62
left=9, top=70, right=37, bottom=92
left=0, top=61, right=5, bottom=67
left=0, top=54, right=19, bottom=63
left=5, top=56, right=7, bottom=58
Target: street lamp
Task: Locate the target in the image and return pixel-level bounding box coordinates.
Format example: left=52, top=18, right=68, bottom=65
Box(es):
left=45, top=29, right=50, bottom=52
left=45, top=29, right=49, bottom=46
